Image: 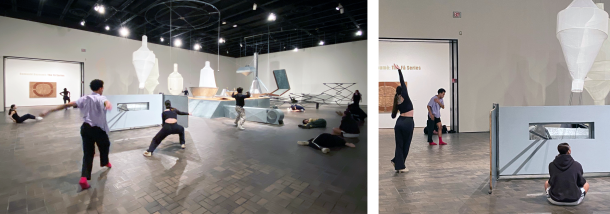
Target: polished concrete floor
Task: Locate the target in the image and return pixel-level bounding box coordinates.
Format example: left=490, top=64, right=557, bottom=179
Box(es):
left=379, top=128, right=610, bottom=214
left=0, top=104, right=366, bottom=214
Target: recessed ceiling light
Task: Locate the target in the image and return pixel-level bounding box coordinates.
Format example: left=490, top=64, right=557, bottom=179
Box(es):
left=174, top=39, right=182, bottom=47
left=99, top=5, right=105, bottom=14
left=80, top=20, right=85, bottom=26
left=222, top=21, right=226, bottom=25
left=219, top=38, right=225, bottom=43
left=356, top=30, right=362, bottom=36
left=119, top=27, right=129, bottom=37
left=268, top=13, right=276, bottom=21
left=233, top=25, right=237, bottom=27
left=240, top=43, right=243, bottom=47
left=194, top=44, right=201, bottom=50
left=105, top=25, right=109, bottom=30
left=293, top=47, right=298, bottom=52
left=319, top=41, right=324, bottom=45
left=160, top=37, right=164, bottom=42
left=253, top=3, right=257, bottom=10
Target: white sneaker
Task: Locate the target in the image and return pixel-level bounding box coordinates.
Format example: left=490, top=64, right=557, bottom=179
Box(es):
left=143, top=151, right=152, bottom=157
left=238, top=126, right=245, bottom=130
left=36, top=117, right=43, bottom=121
left=397, top=168, right=409, bottom=173
left=297, top=141, right=309, bottom=146
left=181, top=144, right=186, bottom=149
left=321, top=148, right=330, bottom=153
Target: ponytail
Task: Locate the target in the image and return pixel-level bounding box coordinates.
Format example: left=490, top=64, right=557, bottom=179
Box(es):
left=164, top=100, right=172, bottom=109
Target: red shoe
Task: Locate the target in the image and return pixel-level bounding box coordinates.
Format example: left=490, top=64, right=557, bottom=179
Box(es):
left=102, top=162, right=112, bottom=168
left=439, top=141, right=447, bottom=145
left=79, top=177, right=90, bottom=190
left=429, top=142, right=437, bottom=145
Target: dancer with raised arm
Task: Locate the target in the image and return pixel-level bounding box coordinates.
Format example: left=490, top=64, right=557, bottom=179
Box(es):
left=143, top=100, right=191, bottom=157
left=40, top=79, right=112, bottom=190
left=232, top=87, right=251, bottom=130
left=390, top=64, right=414, bottom=173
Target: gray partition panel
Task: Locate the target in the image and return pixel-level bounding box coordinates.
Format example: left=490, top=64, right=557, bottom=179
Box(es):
left=499, top=105, right=610, bottom=176
left=189, top=98, right=270, bottom=119
left=490, top=103, right=499, bottom=193
left=105, top=94, right=163, bottom=131
left=164, top=95, right=189, bottom=128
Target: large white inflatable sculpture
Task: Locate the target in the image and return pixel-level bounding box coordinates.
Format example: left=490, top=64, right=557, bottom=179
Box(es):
left=585, top=3, right=610, bottom=105
left=144, top=58, right=160, bottom=94
left=168, top=63, right=183, bottom=95
left=557, top=0, right=609, bottom=93
left=133, top=35, right=156, bottom=89
left=190, top=61, right=218, bottom=97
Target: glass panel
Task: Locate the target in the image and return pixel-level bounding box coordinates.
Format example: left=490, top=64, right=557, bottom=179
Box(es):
left=117, top=102, right=149, bottom=111
left=529, top=122, right=593, bottom=140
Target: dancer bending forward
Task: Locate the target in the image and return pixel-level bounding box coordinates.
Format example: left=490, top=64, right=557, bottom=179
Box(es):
left=391, top=64, right=414, bottom=173
left=143, top=100, right=191, bottom=157
left=40, top=79, right=112, bottom=190
left=297, top=133, right=355, bottom=153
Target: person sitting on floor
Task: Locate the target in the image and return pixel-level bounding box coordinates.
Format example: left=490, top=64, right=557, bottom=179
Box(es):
left=545, top=142, right=589, bottom=206
left=336, top=103, right=367, bottom=123
left=333, top=111, right=360, bottom=137
left=299, top=118, right=327, bottom=129
left=8, top=104, right=43, bottom=123
left=288, top=104, right=305, bottom=112
left=297, top=133, right=355, bottom=153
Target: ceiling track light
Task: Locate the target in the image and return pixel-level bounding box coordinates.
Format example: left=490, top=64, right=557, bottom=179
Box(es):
left=160, top=37, right=164, bottom=42
left=194, top=44, right=201, bottom=50
left=268, top=13, right=276, bottom=21
left=105, top=25, right=109, bottom=30
left=219, top=38, right=225, bottom=44
left=253, top=3, right=257, bottom=10
left=119, top=27, right=129, bottom=37
left=174, top=39, right=182, bottom=47
left=80, top=20, right=85, bottom=26
left=222, top=21, right=226, bottom=25
left=94, top=4, right=105, bottom=14
left=319, top=41, right=324, bottom=45
left=356, top=30, right=363, bottom=36
left=233, top=24, right=237, bottom=27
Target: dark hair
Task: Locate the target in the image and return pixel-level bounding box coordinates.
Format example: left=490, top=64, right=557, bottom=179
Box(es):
left=237, top=87, right=243, bottom=93
left=63, top=88, right=67, bottom=91
left=391, top=86, right=402, bottom=118
left=164, top=100, right=172, bottom=109
left=355, top=90, right=360, bottom=94
left=558, top=143, right=570, bottom=154
left=302, top=119, right=308, bottom=124
left=438, top=88, right=446, bottom=94
left=8, top=104, right=15, bottom=115
left=90, top=79, right=104, bottom=91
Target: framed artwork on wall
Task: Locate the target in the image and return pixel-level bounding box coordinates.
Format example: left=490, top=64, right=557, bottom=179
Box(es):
left=379, top=82, right=406, bottom=113
left=29, top=82, right=57, bottom=98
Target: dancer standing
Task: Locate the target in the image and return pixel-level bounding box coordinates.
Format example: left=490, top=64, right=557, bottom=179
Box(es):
left=390, top=64, right=414, bottom=173
left=427, top=88, right=446, bottom=145
left=143, top=100, right=191, bottom=157
left=352, top=90, right=362, bottom=106
left=8, top=104, right=43, bottom=123
left=40, top=79, right=112, bottom=189
left=60, top=88, right=71, bottom=104
left=231, top=87, right=250, bottom=130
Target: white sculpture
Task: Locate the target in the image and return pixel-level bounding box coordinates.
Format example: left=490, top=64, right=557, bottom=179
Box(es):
left=133, top=35, right=156, bottom=89
left=585, top=3, right=610, bottom=105
left=557, top=0, right=609, bottom=93
left=144, top=58, right=160, bottom=94
left=168, top=63, right=183, bottom=95
left=199, top=61, right=217, bottom=88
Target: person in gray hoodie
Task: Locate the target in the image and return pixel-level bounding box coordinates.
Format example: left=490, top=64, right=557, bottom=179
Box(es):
left=545, top=143, right=590, bottom=205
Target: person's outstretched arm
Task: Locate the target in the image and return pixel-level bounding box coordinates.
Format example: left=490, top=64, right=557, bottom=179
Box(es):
left=173, top=108, right=192, bottom=116
left=245, top=92, right=251, bottom=98
left=394, top=64, right=409, bottom=100
left=40, top=102, right=77, bottom=117
left=231, top=92, right=236, bottom=98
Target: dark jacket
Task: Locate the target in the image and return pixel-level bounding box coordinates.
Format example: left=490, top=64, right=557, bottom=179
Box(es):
left=232, top=92, right=251, bottom=107
left=301, top=118, right=326, bottom=129
left=548, top=154, right=586, bottom=202
left=340, top=113, right=360, bottom=134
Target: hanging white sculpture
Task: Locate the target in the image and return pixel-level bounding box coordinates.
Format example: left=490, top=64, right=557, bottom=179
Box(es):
left=199, top=61, right=217, bottom=88
left=144, top=58, right=160, bottom=94
left=557, top=0, right=609, bottom=93
left=168, top=63, right=183, bottom=95
left=585, top=3, right=610, bottom=105
left=133, top=35, right=156, bottom=89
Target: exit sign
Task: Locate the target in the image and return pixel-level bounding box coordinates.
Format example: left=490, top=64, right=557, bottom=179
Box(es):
left=453, top=11, right=461, bottom=18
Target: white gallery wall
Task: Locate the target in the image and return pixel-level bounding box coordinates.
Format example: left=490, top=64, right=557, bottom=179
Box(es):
left=0, top=16, right=237, bottom=111
left=380, top=0, right=606, bottom=132
left=379, top=41, right=451, bottom=128
left=234, top=41, right=368, bottom=105
left=5, top=58, right=81, bottom=107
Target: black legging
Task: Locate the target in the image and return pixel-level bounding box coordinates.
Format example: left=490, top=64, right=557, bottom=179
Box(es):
left=392, top=116, right=414, bottom=170
left=147, top=123, right=185, bottom=152
left=308, top=133, right=346, bottom=150
left=63, top=97, right=70, bottom=104
left=15, top=114, right=36, bottom=123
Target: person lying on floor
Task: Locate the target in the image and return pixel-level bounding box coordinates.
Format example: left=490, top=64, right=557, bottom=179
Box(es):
left=545, top=143, right=589, bottom=206
left=288, top=104, right=305, bottom=112
left=297, top=133, right=355, bottom=153
left=332, top=111, right=360, bottom=137
left=299, top=118, right=327, bottom=129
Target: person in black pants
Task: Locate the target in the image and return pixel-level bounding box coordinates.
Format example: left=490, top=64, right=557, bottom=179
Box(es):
left=41, top=79, right=113, bottom=190
left=8, top=104, right=42, bottom=123
left=297, top=133, right=355, bottom=153
left=143, top=100, right=191, bottom=157
left=391, top=64, right=414, bottom=173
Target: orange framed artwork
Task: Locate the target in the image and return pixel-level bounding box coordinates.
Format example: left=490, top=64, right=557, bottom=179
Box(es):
left=379, top=82, right=406, bottom=113
left=29, top=82, right=57, bottom=98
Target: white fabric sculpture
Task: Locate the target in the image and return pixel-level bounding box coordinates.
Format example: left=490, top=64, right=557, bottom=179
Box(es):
left=144, top=58, right=160, bottom=94
left=585, top=3, right=610, bottom=105
left=133, top=35, right=156, bottom=89
left=199, top=61, right=217, bottom=88
left=168, top=63, right=183, bottom=95
left=557, top=0, right=609, bottom=93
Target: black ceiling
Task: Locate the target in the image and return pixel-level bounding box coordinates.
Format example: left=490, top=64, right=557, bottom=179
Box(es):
left=0, top=0, right=367, bottom=58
